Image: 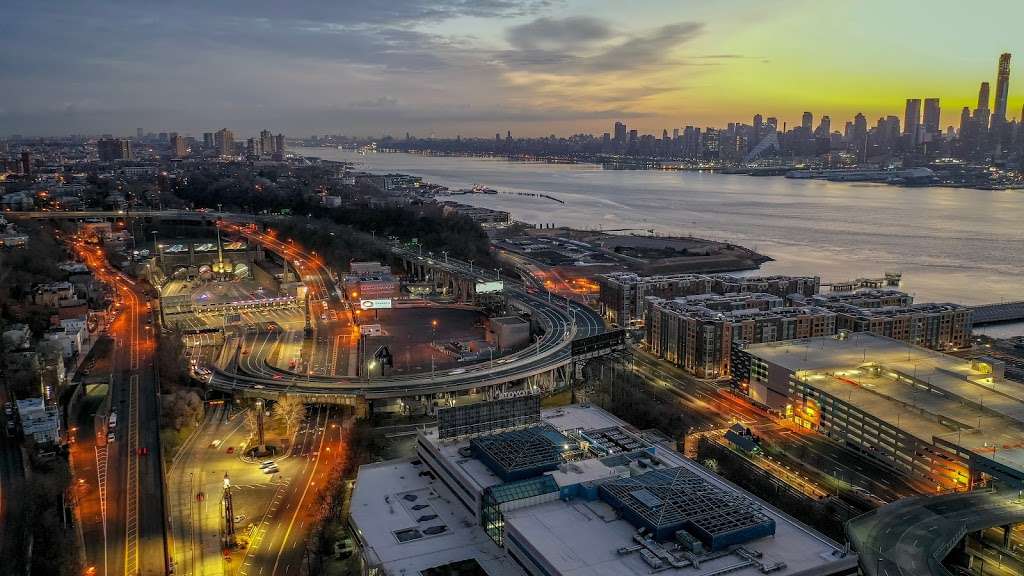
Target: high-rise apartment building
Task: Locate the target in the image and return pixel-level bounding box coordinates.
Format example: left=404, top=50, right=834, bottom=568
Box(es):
left=203, top=132, right=215, bottom=149
left=259, top=129, right=273, bottom=156
left=169, top=133, right=187, bottom=158
left=801, top=111, right=813, bottom=131
left=214, top=128, right=234, bottom=158
left=97, top=138, right=132, bottom=162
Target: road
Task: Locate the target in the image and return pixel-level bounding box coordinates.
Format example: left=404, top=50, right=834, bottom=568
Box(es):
left=207, top=237, right=604, bottom=398
left=167, top=402, right=346, bottom=576
left=628, top=349, right=923, bottom=504
left=73, top=238, right=168, bottom=576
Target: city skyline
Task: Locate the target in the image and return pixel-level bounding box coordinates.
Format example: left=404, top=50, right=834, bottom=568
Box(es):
left=2, top=0, right=1022, bottom=137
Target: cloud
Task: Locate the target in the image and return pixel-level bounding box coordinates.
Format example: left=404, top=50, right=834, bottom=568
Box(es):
left=495, top=19, right=704, bottom=74
left=506, top=16, right=613, bottom=51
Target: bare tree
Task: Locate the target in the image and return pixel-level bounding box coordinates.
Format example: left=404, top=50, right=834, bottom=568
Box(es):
left=160, top=389, right=205, bottom=431
left=273, top=396, right=306, bottom=436
left=243, top=407, right=259, bottom=445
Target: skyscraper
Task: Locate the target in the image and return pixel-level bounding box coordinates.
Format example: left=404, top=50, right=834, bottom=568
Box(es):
left=259, top=129, right=273, bottom=157
left=992, top=53, right=1011, bottom=125
left=136, top=127, right=143, bottom=140
left=974, top=82, right=991, bottom=129
left=274, top=134, right=285, bottom=157
left=214, top=128, right=234, bottom=158
left=922, top=98, right=941, bottom=135
left=203, top=132, right=215, bottom=149
left=904, top=99, right=921, bottom=144
left=97, top=138, right=132, bottom=162
left=959, top=106, right=972, bottom=135
left=801, top=112, right=813, bottom=132
left=815, top=115, right=830, bottom=138
left=613, top=121, right=627, bottom=143
left=170, top=133, right=187, bottom=158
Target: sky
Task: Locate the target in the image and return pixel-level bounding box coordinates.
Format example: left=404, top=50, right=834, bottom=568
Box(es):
left=1, top=0, right=1021, bottom=138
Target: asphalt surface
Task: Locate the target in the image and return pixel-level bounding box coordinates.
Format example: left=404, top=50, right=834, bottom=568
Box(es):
left=167, top=402, right=345, bottom=576
left=206, top=234, right=605, bottom=398
left=848, top=489, right=1024, bottom=576
left=73, top=239, right=168, bottom=576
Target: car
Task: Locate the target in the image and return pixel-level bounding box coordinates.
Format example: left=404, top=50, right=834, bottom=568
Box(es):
left=272, top=374, right=283, bottom=380
left=137, top=447, right=149, bottom=456
left=107, top=432, right=116, bottom=443
left=226, top=446, right=235, bottom=454
left=241, top=349, right=249, bottom=355
left=233, top=514, right=246, bottom=524
left=3, top=402, right=11, bottom=416
left=259, top=460, right=275, bottom=468
left=448, top=368, right=466, bottom=375
left=263, top=466, right=279, bottom=474
left=210, top=439, right=221, bottom=448
left=253, top=384, right=265, bottom=389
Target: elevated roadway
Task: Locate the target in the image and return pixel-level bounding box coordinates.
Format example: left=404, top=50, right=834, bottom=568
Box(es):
left=15, top=209, right=606, bottom=400
left=848, top=489, right=1024, bottom=576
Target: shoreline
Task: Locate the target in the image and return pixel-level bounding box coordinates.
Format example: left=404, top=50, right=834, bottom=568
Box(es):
left=296, top=145, right=1024, bottom=191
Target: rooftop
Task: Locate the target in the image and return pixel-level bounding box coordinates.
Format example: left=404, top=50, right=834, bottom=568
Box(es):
left=378, top=404, right=854, bottom=576
left=747, top=333, right=1024, bottom=477
left=349, top=458, right=523, bottom=576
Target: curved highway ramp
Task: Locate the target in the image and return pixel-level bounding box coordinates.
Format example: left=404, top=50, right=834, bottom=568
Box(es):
left=848, top=489, right=1024, bottom=575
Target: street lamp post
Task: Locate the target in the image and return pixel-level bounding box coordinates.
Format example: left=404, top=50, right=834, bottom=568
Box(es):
left=431, top=319, right=438, bottom=380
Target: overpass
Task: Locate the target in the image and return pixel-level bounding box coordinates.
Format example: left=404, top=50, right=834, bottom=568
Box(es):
left=848, top=488, right=1024, bottom=576
left=16, top=209, right=607, bottom=402
left=210, top=246, right=605, bottom=402
left=970, top=301, right=1024, bottom=326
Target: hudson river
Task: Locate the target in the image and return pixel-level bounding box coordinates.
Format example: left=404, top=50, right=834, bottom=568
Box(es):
left=296, top=148, right=1024, bottom=336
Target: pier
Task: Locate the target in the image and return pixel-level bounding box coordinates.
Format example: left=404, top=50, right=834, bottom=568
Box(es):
left=970, top=301, right=1024, bottom=325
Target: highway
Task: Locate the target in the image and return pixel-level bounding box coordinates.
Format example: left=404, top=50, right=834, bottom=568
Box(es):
left=11, top=212, right=606, bottom=399
left=206, top=229, right=605, bottom=399
left=848, top=488, right=1024, bottom=576
left=72, top=239, right=168, bottom=576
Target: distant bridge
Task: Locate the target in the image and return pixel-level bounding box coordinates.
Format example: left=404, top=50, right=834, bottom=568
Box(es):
left=970, top=301, right=1024, bottom=325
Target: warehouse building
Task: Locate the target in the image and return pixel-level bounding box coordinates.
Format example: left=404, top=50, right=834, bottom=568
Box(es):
left=349, top=400, right=858, bottom=576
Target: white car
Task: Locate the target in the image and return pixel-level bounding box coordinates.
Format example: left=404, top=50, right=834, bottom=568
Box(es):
left=107, top=432, right=116, bottom=443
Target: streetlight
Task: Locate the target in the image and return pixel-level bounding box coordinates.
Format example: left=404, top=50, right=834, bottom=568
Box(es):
left=431, top=320, right=438, bottom=379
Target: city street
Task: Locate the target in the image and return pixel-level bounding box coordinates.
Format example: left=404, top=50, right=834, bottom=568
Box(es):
left=72, top=239, right=168, bottom=576
left=168, top=401, right=348, bottom=576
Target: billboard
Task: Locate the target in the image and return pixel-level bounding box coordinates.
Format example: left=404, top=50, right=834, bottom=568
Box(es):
left=475, top=281, right=504, bottom=294
left=360, top=299, right=392, bottom=310
left=437, top=395, right=541, bottom=440
left=571, top=329, right=626, bottom=358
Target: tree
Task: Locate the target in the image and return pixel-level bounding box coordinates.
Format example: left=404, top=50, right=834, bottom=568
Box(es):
left=242, top=406, right=260, bottom=445
left=161, top=389, right=204, bottom=431
left=273, top=396, right=306, bottom=436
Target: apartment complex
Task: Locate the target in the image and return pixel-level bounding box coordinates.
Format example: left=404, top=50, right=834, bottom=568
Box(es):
left=621, top=270, right=972, bottom=380
left=596, top=272, right=820, bottom=327
left=734, top=333, right=1024, bottom=491
left=645, top=294, right=836, bottom=378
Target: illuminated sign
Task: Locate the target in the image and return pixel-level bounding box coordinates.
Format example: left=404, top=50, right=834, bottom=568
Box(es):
left=360, top=299, right=392, bottom=310
left=475, top=281, right=504, bottom=294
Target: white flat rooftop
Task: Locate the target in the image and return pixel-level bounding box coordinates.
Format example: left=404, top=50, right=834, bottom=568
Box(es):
left=350, top=458, right=523, bottom=576
left=355, top=404, right=855, bottom=575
